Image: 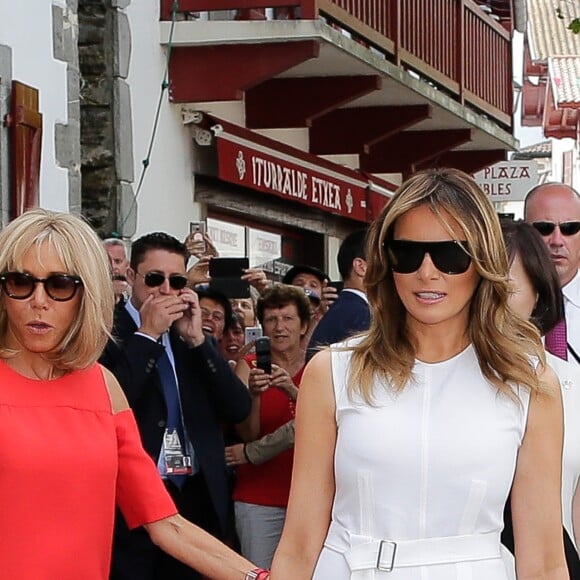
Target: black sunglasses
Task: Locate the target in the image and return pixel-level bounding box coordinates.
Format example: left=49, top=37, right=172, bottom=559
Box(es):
left=138, top=272, right=188, bottom=291
left=385, top=240, right=471, bottom=275
left=531, top=221, right=580, bottom=237
left=0, top=272, right=83, bottom=301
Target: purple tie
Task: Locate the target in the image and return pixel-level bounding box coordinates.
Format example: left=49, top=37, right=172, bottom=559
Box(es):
left=545, top=317, right=568, bottom=361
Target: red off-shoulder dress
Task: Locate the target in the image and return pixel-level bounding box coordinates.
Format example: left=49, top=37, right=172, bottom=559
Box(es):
left=0, top=361, right=177, bottom=579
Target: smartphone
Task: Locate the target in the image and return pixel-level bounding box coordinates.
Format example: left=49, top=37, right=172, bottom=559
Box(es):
left=189, top=221, right=207, bottom=253
left=255, top=336, right=272, bottom=374
left=329, top=280, right=344, bottom=293
left=244, top=325, right=262, bottom=344
left=209, top=257, right=251, bottom=298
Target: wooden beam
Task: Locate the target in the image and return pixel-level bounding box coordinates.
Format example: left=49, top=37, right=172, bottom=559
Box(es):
left=360, top=129, right=472, bottom=173
left=246, top=76, right=382, bottom=128
left=309, top=105, right=431, bottom=155
left=168, top=41, right=320, bottom=102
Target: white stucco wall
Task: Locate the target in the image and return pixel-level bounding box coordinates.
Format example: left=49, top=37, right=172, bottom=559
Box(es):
left=0, top=0, right=70, bottom=211
left=512, top=31, right=544, bottom=149
left=125, top=0, right=198, bottom=242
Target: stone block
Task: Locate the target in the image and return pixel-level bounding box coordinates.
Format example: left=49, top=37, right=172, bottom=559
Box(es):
left=0, top=44, right=12, bottom=225
left=113, top=10, right=131, bottom=79
left=79, top=44, right=107, bottom=76
left=116, top=182, right=137, bottom=237
left=81, top=106, right=113, bottom=148
left=53, top=4, right=66, bottom=61
left=113, top=79, right=134, bottom=181
left=80, top=76, right=112, bottom=106
left=111, top=0, right=131, bottom=10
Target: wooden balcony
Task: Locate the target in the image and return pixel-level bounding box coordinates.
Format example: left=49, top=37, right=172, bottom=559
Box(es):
left=161, top=0, right=512, bottom=127
left=160, top=0, right=516, bottom=175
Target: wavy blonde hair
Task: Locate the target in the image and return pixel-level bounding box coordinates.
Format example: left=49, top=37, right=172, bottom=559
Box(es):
left=0, top=209, right=113, bottom=370
left=349, top=168, right=546, bottom=402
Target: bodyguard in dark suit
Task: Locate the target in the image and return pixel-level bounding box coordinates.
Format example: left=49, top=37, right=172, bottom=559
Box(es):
left=100, top=233, right=251, bottom=580
left=308, top=228, right=370, bottom=358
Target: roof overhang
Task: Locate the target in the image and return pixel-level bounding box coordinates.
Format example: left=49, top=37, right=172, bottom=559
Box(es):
left=161, top=19, right=516, bottom=175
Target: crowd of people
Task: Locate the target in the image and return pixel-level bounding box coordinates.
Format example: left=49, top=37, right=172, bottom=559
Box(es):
left=2, top=167, right=580, bottom=579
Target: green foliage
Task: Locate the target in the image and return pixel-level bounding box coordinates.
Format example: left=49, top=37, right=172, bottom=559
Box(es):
left=569, top=17, right=580, bottom=33
left=555, top=3, right=580, bottom=33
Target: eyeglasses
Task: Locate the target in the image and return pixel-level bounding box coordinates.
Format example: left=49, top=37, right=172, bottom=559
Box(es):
left=531, top=221, right=580, bottom=237
left=385, top=240, right=471, bottom=275
left=200, top=308, right=225, bottom=323
left=137, top=272, right=188, bottom=290
left=0, top=272, right=83, bottom=301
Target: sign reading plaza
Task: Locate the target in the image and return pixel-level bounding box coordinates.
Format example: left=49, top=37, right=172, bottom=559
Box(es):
left=474, top=160, right=539, bottom=202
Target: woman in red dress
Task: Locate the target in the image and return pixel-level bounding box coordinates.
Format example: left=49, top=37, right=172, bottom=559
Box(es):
left=0, top=208, right=266, bottom=580
left=232, top=285, right=311, bottom=569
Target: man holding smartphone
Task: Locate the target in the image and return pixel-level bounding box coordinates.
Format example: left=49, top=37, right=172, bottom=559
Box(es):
left=100, top=232, right=251, bottom=580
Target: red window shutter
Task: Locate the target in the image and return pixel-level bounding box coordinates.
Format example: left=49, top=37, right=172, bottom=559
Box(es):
left=10, top=81, right=42, bottom=219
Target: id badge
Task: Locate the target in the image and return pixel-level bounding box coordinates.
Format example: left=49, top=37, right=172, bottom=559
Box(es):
left=163, top=428, right=193, bottom=475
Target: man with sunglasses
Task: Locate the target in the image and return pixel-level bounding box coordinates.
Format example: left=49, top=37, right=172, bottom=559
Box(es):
left=525, top=182, right=580, bottom=365
left=100, top=232, right=252, bottom=580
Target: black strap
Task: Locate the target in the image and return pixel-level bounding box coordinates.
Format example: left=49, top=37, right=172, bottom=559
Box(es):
left=568, top=342, right=580, bottom=365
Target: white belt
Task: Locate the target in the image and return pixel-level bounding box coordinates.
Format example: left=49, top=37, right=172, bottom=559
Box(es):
left=325, top=521, right=501, bottom=572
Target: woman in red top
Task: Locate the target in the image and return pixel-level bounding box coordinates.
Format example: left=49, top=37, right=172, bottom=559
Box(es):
left=0, top=209, right=264, bottom=580
left=233, top=285, right=311, bottom=569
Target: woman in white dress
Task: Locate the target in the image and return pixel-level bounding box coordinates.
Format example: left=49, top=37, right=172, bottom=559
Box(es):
left=270, top=168, right=567, bottom=579
left=500, top=219, right=580, bottom=575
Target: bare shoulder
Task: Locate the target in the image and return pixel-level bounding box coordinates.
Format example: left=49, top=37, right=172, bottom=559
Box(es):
left=533, top=361, right=563, bottom=408
left=299, top=349, right=334, bottom=409
left=100, top=365, right=130, bottom=414
left=537, top=361, right=560, bottom=392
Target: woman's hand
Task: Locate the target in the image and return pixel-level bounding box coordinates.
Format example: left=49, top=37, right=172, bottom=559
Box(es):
left=242, top=268, right=269, bottom=294
left=270, top=364, right=298, bottom=401
left=186, top=256, right=211, bottom=287
left=248, top=367, right=271, bottom=397
left=318, top=282, right=339, bottom=316
left=225, top=443, right=248, bottom=466
left=184, top=232, right=219, bottom=259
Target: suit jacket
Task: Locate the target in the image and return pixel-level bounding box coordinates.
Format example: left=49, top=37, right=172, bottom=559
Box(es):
left=100, top=302, right=251, bottom=535
left=308, top=290, right=370, bottom=359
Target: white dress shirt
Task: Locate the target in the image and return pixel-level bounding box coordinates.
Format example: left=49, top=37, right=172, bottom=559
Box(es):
left=124, top=299, right=197, bottom=476
left=564, top=271, right=580, bottom=365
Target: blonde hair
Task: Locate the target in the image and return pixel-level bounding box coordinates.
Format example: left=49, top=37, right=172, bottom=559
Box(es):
left=349, top=168, right=545, bottom=402
left=0, top=209, right=114, bottom=370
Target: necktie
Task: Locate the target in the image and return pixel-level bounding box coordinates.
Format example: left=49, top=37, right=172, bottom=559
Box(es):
left=545, top=317, right=568, bottom=361
left=156, top=348, right=188, bottom=488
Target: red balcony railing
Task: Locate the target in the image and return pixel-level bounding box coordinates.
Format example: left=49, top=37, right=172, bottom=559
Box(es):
left=161, top=0, right=513, bottom=127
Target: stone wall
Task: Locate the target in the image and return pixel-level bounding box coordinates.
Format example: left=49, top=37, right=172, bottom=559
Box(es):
left=79, top=0, right=133, bottom=236
left=0, top=44, right=12, bottom=225
left=53, top=0, right=82, bottom=213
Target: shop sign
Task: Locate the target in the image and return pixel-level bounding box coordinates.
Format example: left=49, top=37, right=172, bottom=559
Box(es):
left=248, top=228, right=281, bottom=269
left=217, top=136, right=368, bottom=222
left=207, top=218, right=246, bottom=258
left=259, top=259, right=294, bottom=277
left=474, top=160, right=539, bottom=202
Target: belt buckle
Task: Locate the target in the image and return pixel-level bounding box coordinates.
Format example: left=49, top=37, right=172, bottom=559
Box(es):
left=376, top=540, right=397, bottom=572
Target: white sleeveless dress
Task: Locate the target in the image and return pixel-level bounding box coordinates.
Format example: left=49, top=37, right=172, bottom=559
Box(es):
left=313, top=341, right=530, bottom=580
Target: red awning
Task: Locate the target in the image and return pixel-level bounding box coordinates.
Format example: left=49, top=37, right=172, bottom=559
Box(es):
left=191, top=115, right=396, bottom=223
